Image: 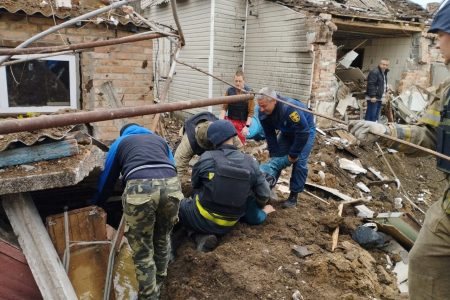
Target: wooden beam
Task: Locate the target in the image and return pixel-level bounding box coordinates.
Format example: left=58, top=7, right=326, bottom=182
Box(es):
left=0, top=139, right=79, bottom=168
left=332, top=17, right=423, bottom=33
left=2, top=193, right=77, bottom=300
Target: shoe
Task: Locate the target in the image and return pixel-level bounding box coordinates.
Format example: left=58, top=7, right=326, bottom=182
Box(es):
left=194, top=234, right=218, bottom=252
left=263, top=173, right=277, bottom=189
left=282, top=192, right=298, bottom=209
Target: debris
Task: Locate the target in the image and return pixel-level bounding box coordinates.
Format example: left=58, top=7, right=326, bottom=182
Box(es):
left=367, top=179, right=400, bottom=189
left=387, top=148, right=398, bottom=154
left=305, top=182, right=354, bottom=202
left=372, top=212, right=421, bottom=250
left=356, top=182, right=370, bottom=193
left=292, top=289, right=304, bottom=300
left=339, top=50, right=359, bottom=69
left=291, top=245, right=313, bottom=258
left=393, top=261, right=409, bottom=294
left=368, top=167, right=385, bottom=181
left=316, top=128, right=326, bottom=136
left=318, top=170, right=326, bottom=185
left=304, top=190, right=330, bottom=205
left=277, top=185, right=290, bottom=194
left=351, top=225, right=388, bottom=250
left=393, top=198, right=403, bottom=209
left=331, top=203, right=344, bottom=252
left=338, top=158, right=367, bottom=174
left=354, top=205, right=374, bottom=218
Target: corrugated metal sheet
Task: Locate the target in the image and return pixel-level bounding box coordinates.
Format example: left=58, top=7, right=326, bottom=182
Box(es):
left=149, top=0, right=211, bottom=115
left=244, top=1, right=313, bottom=100
left=0, top=0, right=142, bottom=26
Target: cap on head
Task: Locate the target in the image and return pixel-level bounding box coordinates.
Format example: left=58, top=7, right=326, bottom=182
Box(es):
left=120, top=123, right=140, bottom=136
left=428, top=2, right=450, bottom=34
left=207, top=120, right=237, bottom=147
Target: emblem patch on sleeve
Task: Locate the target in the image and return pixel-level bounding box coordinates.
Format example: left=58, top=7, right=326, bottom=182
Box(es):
left=289, top=111, right=300, bottom=123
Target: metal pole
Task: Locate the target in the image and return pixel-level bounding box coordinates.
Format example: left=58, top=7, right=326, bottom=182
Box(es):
left=0, top=32, right=170, bottom=55
left=0, top=94, right=253, bottom=135
left=175, top=59, right=450, bottom=163
left=0, top=0, right=138, bottom=64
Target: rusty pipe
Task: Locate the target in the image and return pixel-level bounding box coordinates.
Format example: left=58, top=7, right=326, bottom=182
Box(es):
left=0, top=94, right=253, bottom=135
left=0, top=32, right=170, bottom=55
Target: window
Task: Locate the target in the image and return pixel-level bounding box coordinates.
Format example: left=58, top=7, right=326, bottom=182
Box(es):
left=0, top=54, right=79, bottom=113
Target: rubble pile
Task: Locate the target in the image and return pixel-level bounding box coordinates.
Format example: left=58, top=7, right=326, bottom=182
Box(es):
left=162, top=122, right=445, bottom=300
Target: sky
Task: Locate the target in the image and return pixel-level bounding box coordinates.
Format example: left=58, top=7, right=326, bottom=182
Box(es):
left=408, top=0, right=441, bottom=7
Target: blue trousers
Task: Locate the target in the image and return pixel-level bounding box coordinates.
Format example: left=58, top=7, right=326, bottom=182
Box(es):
left=260, top=127, right=316, bottom=193
left=365, top=100, right=382, bottom=122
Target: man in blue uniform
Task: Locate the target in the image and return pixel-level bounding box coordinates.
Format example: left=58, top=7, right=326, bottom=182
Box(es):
left=256, top=87, right=316, bottom=208
left=94, top=124, right=183, bottom=299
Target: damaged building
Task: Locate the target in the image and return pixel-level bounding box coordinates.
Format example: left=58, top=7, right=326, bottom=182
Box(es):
left=0, top=0, right=155, bottom=142
left=149, top=0, right=444, bottom=125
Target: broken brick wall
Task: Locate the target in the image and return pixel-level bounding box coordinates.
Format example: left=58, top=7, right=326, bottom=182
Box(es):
left=0, top=13, right=154, bottom=142
left=308, top=14, right=338, bottom=128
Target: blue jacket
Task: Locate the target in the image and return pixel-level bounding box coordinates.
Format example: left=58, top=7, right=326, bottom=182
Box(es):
left=93, top=125, right=175, bottom=205
left=258, top=96, right=313, bottom=159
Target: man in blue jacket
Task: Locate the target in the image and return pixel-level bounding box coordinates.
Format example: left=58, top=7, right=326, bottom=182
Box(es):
left=94, top=123, right=183, bottom=300
left=365, top=58, right=390, bottom=122
left=256, top=87, right=316, bottom=209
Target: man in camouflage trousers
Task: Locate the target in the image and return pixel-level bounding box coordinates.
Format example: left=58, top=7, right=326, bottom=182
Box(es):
left=94, top=124, right=183, bottom=299
left=349, top=3, right=450, bottom=298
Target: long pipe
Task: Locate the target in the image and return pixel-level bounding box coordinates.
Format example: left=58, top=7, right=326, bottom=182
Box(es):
left=0, top=0, right=138, bottom=64
left=0, top=94, right=253, bottom=135
left=174, top=59, right=450, bottom=163
left=0, top=32, right=170, bottom=55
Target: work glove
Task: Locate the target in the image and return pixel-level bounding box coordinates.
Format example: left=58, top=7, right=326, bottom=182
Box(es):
left=348, top=120, right=388, bottom=144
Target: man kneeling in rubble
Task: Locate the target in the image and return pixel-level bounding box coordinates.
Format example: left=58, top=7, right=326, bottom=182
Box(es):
left=256, top=88, right=316, bottom=209
left=177, top=120, right=274, bottom=252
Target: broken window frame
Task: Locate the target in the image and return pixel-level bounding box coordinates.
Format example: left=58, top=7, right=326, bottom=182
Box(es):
left=0, top=54, right=79, bottom=114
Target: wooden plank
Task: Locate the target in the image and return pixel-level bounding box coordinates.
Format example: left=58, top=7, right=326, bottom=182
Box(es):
left=0, top=139, right=79, bottom=168
left=0, top=239, right=42, bottom=300
left=2, top=193, right=77, bottom=300
left=46, top=206, right=108, bottom=258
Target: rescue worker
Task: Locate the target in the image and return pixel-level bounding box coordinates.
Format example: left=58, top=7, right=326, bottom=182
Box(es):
left=174, top=111, right=242, bottom=181
left=349, top=3, right=450, bottom=298
left=256, top=88, right=316, bottom=209
left=219, top=70, right=255, bottom=144
left=94, top=124, right=183, bottom=299
left=178, top=120, right=272, bottom=251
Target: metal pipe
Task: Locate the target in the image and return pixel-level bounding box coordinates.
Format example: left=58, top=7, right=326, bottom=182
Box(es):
left=0, top=94, right=253, bottom=135
left=0, top=0, right=138, bottom=64
left=1, top=50, right=85, bottom=66
left=170, top=0, right=185, bottom=46
left=175, top=59, right=450, bottom=163
left=0, top=32, right=169, bottom=55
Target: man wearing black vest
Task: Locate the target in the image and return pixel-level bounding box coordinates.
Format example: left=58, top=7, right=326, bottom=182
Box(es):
left=219, top=71, right=255, bottom=144
left=178, top=120, right=272, bottom=251
left=174, top=112, right=242, bottom=181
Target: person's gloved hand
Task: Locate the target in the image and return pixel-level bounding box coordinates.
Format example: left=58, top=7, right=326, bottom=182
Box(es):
left=348, top=120, right=388, bottom=143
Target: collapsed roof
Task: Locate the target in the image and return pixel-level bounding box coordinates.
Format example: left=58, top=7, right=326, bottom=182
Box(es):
left=273, top=0, right=432, bottom=23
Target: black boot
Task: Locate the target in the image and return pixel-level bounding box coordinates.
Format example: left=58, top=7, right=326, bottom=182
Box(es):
left=263, top=172, right=277, bottom=189
left=194, top=234, right=218, bottom=252
left=282, top=192, right=298, bottom=209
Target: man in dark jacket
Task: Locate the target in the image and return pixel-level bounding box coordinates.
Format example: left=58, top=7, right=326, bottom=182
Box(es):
left=365, top=58, right=390, bottom=121
left=94, top=124, right=183, bottom=299
left=178, top=120, right=272, bottom=251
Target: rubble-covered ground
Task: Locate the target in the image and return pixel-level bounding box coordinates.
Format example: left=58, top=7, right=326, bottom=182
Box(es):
left=161, top=118, right=446, bottom=300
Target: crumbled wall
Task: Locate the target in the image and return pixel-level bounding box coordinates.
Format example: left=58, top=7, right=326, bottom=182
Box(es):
left=308, top=14, right=338, bottom=127
left=0, top=13, right=154, bottom=142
